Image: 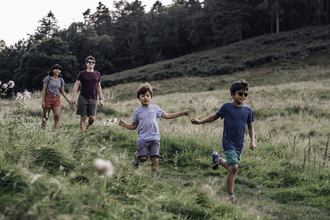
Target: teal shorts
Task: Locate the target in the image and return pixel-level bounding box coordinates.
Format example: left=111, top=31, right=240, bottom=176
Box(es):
left=223, top=150, right=241, bottom=167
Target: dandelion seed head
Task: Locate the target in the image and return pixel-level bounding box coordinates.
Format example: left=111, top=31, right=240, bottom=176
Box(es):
left=93, top=158, right=114, bottom=177
left=2, top=83, right=8, bottom=89
left=16, top=92, right=24, bottom=100
left=8, top=80, right=15, bottom=88
left=23, top=90, right=31, bottom=100
left=59, top=165, right=64, bottom=171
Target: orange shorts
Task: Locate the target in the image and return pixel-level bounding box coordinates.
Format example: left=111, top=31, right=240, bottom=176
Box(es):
left=44, top=94, right=61, bottom=108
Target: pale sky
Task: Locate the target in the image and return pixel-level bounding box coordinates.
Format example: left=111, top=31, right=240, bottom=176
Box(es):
left=1, top=0, right=174, bottom=47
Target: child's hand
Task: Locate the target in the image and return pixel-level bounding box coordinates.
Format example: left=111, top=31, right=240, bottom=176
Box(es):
left=182, top=110, right=190, bottom=116
left=119, top=120, right=126, bottom=127
left=249, top=141, right=256, bottom=151
left=191, top=118, right=200, bottom=124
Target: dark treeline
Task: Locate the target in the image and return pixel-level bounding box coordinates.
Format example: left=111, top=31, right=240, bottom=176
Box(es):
left=0, top=0, right=329, bottom=92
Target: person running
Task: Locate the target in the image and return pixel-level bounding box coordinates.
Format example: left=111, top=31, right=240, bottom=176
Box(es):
left=191, top=79, right=256, bottom=203
left=119, top=83, right=190, bottom=178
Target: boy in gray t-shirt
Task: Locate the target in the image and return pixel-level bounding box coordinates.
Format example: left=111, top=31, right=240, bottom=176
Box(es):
left=119, top=83, right=189, bottom=178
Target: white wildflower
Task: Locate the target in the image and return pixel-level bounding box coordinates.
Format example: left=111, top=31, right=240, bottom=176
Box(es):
left=110, top=118, right=117, bottom=124
left=0, top=81, right=2, bottom=85
left=93, top=158, right=114, bottom=177
left=16, top=92, right=24, bottom=100
left=2, top=83, right=8, bottom=89
left=104, top=118, right=117, bottom=127
left=7, top=80, right=15, bottom=88
left=59, top=165, right=64, bottom=171
left=23, top=90, right=31, bottom=100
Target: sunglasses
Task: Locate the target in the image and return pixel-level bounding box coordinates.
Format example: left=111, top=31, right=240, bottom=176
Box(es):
left=235, top=92, right=248, bottom=97
left=87, top=61, right=95, bottom=64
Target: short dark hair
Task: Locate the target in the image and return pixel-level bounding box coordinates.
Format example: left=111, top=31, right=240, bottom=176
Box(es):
left=48, top=64, right=62, bottom=77
left=230, top=79, right=249, bottom=95
left=137, top=83, right=153, bottom=98
left=85, top=55, right=96, bottom=63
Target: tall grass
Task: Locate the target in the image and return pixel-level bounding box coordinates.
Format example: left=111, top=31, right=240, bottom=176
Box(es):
left=1, top=65, right=330, bottom=219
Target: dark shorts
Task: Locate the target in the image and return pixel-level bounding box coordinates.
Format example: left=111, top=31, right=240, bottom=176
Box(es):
left=223, top=150, right=241, bottom=167
left=137, top=140, right=160, bottom=158
left=76, top=95, right=97, bottom=116
left=44, top=94, right=61, bottom=108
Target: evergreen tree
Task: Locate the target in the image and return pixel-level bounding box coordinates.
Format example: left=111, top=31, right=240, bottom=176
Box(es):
left=207, top=0, right=254, bottom=45
left=112, top=0, right=147, bottom=69
left=33, top=11, right=60, bottom=42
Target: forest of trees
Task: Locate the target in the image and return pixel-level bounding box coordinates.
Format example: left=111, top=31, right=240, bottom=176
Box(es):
left=0, top=0, right=329, bottom=91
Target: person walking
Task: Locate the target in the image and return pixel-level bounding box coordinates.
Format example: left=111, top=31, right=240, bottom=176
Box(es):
left=70, top=55, right=104, bottom=132
left=41, top=64, right=71, bottom=131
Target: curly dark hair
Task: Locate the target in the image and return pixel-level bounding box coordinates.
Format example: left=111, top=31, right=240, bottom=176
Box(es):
left=229, top=79, right=249, bottom=95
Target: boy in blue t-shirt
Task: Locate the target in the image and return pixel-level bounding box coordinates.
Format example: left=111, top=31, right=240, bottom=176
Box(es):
left=191, top=79, right=256, bottom=202
left=119, top=83, right=190, bottom=178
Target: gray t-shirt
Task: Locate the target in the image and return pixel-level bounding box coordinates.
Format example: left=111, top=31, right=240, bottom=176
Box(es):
left=132, top=104, right=164, bottom=143
left=43, top=76, right=65, bottom=97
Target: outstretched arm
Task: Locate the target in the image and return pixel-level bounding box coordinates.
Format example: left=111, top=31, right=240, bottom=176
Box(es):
left=161, top=110, right=189, bottom=119
left=119, top=120, right=138, bottom=130
left=191, top=113, right=220, bottom=124
left=248, top=122, right=256, bottom=150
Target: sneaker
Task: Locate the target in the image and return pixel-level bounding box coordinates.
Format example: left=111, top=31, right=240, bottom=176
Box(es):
left=211, top=151, right=222, bottom=170
left=131, top=151, right=139, bottom=169
left=226, top=196, right=238, bottom=205
left=150, top=173, right=156, bottom=178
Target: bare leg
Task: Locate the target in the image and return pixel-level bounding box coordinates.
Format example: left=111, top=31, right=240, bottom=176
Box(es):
left=41, top=107, right=51, bottom=129
left=86, top=116, right=95, bottom=130
left=80, top=115, right=87, bottom=132
left=220, top=159, right=229, bottom=171
left=139, top=157, right=147, bottom=162
left=53, top=107, right=61, bottom=131
left=151, top=157, right=158, bottom=175
left=227, top=163, right=238, bottom=194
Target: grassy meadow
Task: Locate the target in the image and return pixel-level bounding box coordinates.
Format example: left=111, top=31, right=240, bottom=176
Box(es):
left=1, top=60, right=330, bottom=219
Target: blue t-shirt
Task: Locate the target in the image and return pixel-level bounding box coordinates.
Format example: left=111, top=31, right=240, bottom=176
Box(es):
left=216, top=102, right=254, bottom=153
left=132, top=104, right=164, bottom=143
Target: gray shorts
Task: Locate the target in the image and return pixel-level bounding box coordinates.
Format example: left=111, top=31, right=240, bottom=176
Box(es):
left=137, top=140, right=160, bottom=158
left=76, top=95, right=97, bottom=116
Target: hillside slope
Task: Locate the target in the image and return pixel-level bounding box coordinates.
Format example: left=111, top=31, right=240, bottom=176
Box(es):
left=100, top=25, right=330, bottom=88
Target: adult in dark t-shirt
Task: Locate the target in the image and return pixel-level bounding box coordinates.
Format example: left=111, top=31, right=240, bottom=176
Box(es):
left=70, top=55, right=104, bottom=132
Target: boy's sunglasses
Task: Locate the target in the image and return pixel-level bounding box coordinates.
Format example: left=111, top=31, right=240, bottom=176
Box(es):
left=87, top=61, right=95, bottom=64
left=236, top=92, right=248, bottom=97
